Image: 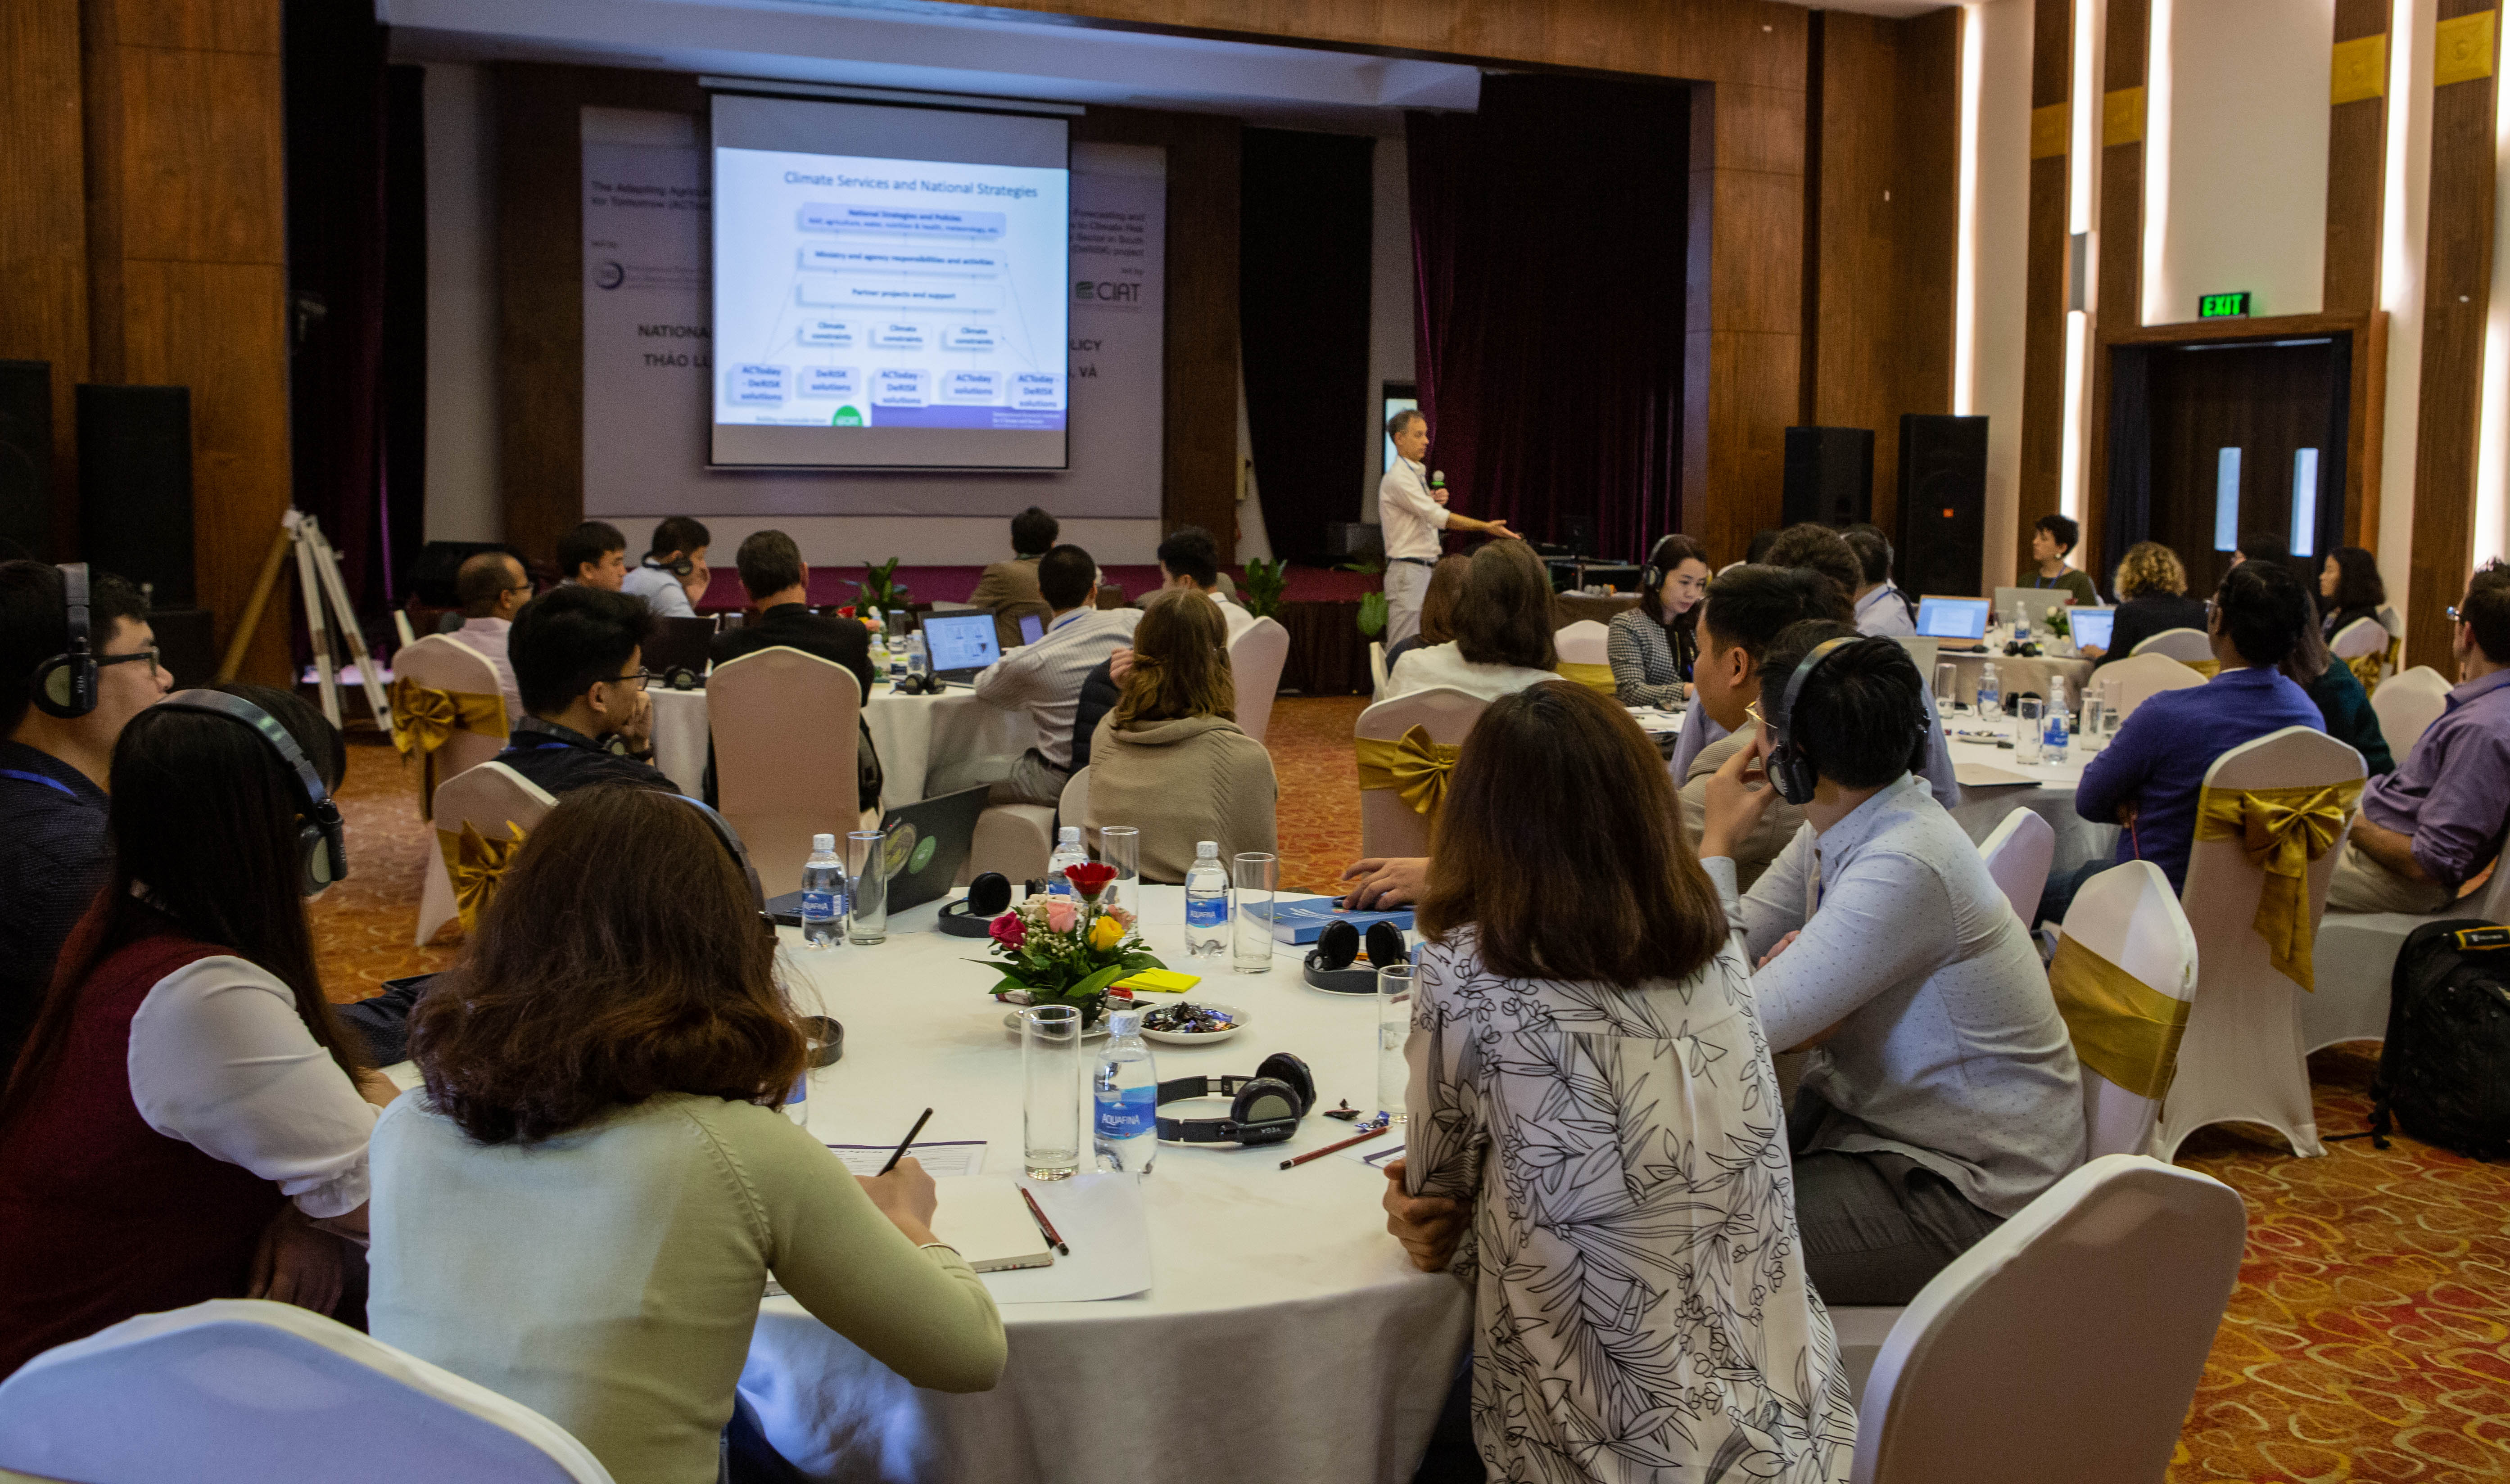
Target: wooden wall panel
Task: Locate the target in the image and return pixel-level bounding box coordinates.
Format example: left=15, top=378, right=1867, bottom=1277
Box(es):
left=2085, top=0, right=2150, bottom=581
left=2016, top=0, right=2072, bottom=578
left=0, top=0, right=90, bottom=555
left=2324, top=0, right=2393, bottom=315
left=116, top=46, right=285, bottom=264
left=1689, top=72, right=1805, bottom=565
left=2406, top=0, right=2502, bottom=672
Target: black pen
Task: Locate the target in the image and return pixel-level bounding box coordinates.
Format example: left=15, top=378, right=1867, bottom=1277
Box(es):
left=877, top=1108, right=934, bottom=1175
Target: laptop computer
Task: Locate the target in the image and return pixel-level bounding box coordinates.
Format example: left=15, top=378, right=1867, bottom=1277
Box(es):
left=764, top=783, right=990, bottom=925
left=1915, top=595, right=1991, bottom=644
left=2066, top=605, right=2117, bottom=653
left=643, top=616, right=718, bottom=689
left=1995, top=586, right=2076, bottom=631
left=918, top=611, right=1003, bottom=683
left=1017, top=612, right=1046, bottom=646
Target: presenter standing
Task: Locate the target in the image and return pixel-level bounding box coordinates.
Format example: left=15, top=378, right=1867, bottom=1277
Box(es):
left=1379, top=410, right=1516, bottom=650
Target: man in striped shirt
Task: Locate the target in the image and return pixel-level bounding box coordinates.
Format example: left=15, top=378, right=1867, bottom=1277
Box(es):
left=974, top=545, right=1141, bottom=807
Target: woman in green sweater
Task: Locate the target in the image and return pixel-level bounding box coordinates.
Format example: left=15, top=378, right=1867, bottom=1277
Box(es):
left=370, top=787, right=1005, bottom=1484
left=2291, top=615, right=2394, bottom=776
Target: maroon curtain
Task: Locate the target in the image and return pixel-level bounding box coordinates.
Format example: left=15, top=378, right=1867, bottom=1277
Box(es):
left=1407, top=76, right=1690, bottom=560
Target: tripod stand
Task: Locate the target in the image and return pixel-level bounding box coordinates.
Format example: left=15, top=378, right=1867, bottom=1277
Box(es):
left=217, top=510, right=397, bottom=742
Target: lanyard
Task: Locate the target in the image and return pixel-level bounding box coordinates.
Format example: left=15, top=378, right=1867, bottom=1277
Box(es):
left=0, top=767, right=77, bottom=798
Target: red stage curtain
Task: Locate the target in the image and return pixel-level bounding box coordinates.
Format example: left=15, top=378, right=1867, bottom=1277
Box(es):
left=1407, top=76, right=1690, bottom=561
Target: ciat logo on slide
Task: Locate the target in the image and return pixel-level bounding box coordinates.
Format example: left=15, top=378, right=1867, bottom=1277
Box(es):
left=1075, top=280, right=1140, bottom=303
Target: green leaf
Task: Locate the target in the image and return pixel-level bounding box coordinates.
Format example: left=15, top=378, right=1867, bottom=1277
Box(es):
left=1068, top=962, right=1134, bottom=1000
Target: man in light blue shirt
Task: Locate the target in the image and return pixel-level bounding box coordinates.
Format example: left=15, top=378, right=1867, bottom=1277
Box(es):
left=620, top=516, right=710, bottom=620
left=1846, top=526, right=1915, bottom=637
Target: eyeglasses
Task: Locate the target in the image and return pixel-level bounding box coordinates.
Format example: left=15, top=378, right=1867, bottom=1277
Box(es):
left=98, top=646, right=162, bottom=675
left=1746, top=699, right=1764, bottom=728
left=601, top=669, right=658, bottom=691
left=2448, top=605, right=2466, bottom=624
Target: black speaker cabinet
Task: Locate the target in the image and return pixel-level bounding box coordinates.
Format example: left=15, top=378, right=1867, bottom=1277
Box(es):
left=0, top=361, right=50, bottom=562
left=77, top=385, right=194, bottom=607
left=1782, top=426, right=1875, bottom=528
left=1898, top=414, right=1988, bottom=600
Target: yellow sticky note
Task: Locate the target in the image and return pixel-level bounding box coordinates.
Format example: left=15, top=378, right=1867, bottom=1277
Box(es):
left=1114, top=968, right=1201, bottom=994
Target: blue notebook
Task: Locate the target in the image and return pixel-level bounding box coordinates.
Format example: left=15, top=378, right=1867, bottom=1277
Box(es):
left=1248, top=897, right=1415, bottom=946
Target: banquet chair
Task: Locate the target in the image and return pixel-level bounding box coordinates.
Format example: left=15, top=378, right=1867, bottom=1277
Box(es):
left=414, top=762, right=556, bottom=945
left=1846, top=1156, right=2244, bottom=1484
left=1355, top=687, right=1487, bottom=857
left=1058, top=765, right=1092, bottom=844
left=2153, top=726, right=2364, bottom=1162
left=2329, top=615, right=2390, bottom=674
left=2054, top=862, right=2200, bottom=1159
left=2307, top=850, right=2510, bottom=1053
left=0, top=1300, right=615, bottom=1484
left=2129, top=626, right=2213, bottom=663
left=1553, top=619, right=1609, bottom=667
left=1368, top=641, right=1389, bottom=702
left=1975, top=808, right=2055, bottom=926
left=391, top=635, right=512, bottom=818
left=1230, top=616, right=1291, bottom=743
left=711, top=646, right=863, bottom=898
left=2368, top=664, right=2449, bottom=760
left=2098, top=651, right=2207, bottom=721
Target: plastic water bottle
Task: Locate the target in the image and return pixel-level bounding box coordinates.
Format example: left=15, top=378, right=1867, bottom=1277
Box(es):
left=800, top=833, right=843, bottom=949
left=906, top=631, right=931, bottom=687
left=784, top=1075, right=810, bottom=1128
left=1977, top=663, right=2003, bottom=718
left=1093, top=1008, right=1159, bottom=1176
left=887, top=632, right=908, bottom=686
left=2043, top=703, right=2070, bottom=763
left=1047, top=827, right=1088, bottom=898
left=868, top=630, right=889, bottom=675
left=1183, top=841, right=1228, bottom=961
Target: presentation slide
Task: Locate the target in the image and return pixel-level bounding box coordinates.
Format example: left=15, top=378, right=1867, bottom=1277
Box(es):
left=710, top=95, right=1069, bottom=470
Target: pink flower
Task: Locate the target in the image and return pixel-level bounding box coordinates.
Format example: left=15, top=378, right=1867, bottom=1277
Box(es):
left=988, top=912, right=1027, bottom=949
left=1045, top=898, right=1077, bottom=935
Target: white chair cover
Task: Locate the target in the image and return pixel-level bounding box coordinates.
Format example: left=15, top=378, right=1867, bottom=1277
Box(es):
left=2129, top=626, right=2213, bottom=663
left=2097, top=651, right=2207, bottom=721
left=395, top=635, right=511, bottom=804
left=968, top=803, right=1058, bottom=885
left=2059, top=861, right=2199, bottom=1159
left=1849, top=1156, right=2245, bottom=1484
left=1058, top=765, right=1092, bottom=843
left=2308, top=854, right=2510, bottom=1052
left=1892, top=634, right=1940, bottom=678
left=1552, top=619, right=1609, bottom=668
left=1976, top=807, right=2055, bottom=926
left=710, top=646, right=863, bottom=898
left=392, top=609, right=417, bottom=648
left=2153, top=726, right=2364, bottom=1162
left=2329, top=616, right=2389, bottom=662
left=0, top=1299, right=615, bottom=1484
left=414, top=762, right=556, bottom=946
left=1368, top=641, right=1389, bottom=703
left=1230, top=616, right=1291, bottom=744
left=2369, top=664, right=2449, bottom=760
left=1354, top=686, right=1488, bottom=858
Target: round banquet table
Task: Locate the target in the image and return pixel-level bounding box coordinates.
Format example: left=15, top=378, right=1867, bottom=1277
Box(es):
left=742, top=885, right=1473, bottom=1484
left=1933, top=651, right=2094, bottom=709
left=1941, top=703, right=2120, bottom=882
left=648, top=680, right=1032, bottom=809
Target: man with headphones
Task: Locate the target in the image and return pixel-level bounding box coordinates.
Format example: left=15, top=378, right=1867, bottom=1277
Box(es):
left=0, top=561, right=170, bottom=1069
left=1697, top=620, right=2083, bottom=1307
left=620, top=517, right=711, bottom=620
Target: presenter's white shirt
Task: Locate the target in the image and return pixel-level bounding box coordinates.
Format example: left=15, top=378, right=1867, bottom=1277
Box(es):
left=1377, top=458, right=1450, bottom=564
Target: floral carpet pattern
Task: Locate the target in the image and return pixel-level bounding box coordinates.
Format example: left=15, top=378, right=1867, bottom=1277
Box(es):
left=313, top=704, right=2510, bottom=1481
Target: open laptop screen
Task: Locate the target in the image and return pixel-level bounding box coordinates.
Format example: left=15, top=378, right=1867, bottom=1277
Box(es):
left=2067, top=606, right=2116, bottom=653
left=1916, top=595, right=1990, bottom=641
left=1017, top=612, right=1046, bottom=646
left=920, top=612, right=1003, bottom=673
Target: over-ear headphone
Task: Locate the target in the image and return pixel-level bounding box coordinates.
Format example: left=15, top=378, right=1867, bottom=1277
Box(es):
left=32, top=563, right=96, bottom=719
left=938, top=871, right=1013, bottom=938
left=1638, top=536, right=1680, bottom=600
left=1303, top=918, right=1412, bottom=993
left=155, top=689, right=348, bottom=897
left=666, top=794, right=767, bottom=914
left=1155, top=1052, right=1315, bottom=1145
left=892, top=672, right=945, bottom=696
left=649, top=553, right=696, bottom=578
left=1764, top=636, right=1930, bottom=807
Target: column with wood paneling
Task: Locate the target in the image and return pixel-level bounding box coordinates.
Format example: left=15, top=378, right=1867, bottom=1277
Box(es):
left=2016, top=0, right=2073, bottom=579
left=2085, top=0, right=2149, bottom=581
left=2327, top=0, right=2394, bottom=548
left=0, top=0, right=90, bottom=555
left=2406, top=0, right=2502, bottom=670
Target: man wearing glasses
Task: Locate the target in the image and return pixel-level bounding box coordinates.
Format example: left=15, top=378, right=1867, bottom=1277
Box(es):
left=0, top=560, right=172, bottom=1069
left=495, top=586, right=678, bottom=798
left=447, top=550, right=533, bottom=719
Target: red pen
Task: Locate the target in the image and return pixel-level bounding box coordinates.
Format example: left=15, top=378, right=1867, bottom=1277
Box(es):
left=1019, top=1185, right=1068, bottom=1255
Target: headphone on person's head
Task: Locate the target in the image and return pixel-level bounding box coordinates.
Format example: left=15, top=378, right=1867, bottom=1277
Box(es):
left=31, top=563, right=96, bottom=720
left=1763, top=636, right=1930, bottom=807
left=155, top=689, right=348, bottom=897
left=649, top=552, right=696, bottom=578
left=1639, top=537, right=1679, bottom=600
left=1303, top=918, right=1412, bottom=993
left=937, top=871, right=1013, bottom=938
left=1155, top=1052, right=1315, bottom=1146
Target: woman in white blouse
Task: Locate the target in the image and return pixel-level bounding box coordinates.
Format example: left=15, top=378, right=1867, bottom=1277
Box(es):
left=0, top=685, right=390, bottom=1376
left=1379, top=539, right=1562, bottom=702
left=1382, top=681, right=1855, bottom=1484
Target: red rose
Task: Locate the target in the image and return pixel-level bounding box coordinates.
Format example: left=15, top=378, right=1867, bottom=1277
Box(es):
left=1064, top=862, right=1118, bottom=898
left=988, top=911, right=1027, bottom=948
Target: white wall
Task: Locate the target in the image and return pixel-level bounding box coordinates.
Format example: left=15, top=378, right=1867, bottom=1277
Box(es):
left=2379, top=0, right=2438, bottom=636
left=1364, top=126, right=1415, bottom=522
left=1963, top=0, right=2035, bottom=582
left=421, top=61, right=502, bottom=543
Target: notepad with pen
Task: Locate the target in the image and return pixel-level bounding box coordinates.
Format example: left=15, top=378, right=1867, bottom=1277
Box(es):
left=928, top=1177, right=1057, bottom=1273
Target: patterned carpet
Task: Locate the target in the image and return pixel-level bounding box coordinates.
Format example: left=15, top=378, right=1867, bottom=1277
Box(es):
left=314, top=702, right=2510, bottom=1480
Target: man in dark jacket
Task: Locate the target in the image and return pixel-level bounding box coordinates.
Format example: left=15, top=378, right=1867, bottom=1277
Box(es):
left=709, top=530, right=884, bottom=813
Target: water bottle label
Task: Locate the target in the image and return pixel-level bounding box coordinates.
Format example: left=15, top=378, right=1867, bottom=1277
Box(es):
left=1096, top=1086, right=1156, bottom=1139
left=802, top=890, right=837, bottom=919
left=1185, top=894, right=1227, bottom=929
left=788, top=1076, right=808, bottom=1104
left=1048, top=877, right=1073, bottom=898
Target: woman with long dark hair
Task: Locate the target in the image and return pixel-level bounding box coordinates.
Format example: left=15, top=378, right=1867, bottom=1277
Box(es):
left=1086, top=589, right=1277, bottom=881
left=2320, top=546, right=2388, bottom=639
left=1380, top=540, right=1560, bottom=702
left=0, top=685, right=384, bottom=1376
left=1607, top=533, right=1709, bottom=706
left=1381, top=681, right=1854, bottom=1482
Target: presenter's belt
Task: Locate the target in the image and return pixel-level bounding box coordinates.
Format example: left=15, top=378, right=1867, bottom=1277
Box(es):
left=1391, top=556, right=1436, bottom=568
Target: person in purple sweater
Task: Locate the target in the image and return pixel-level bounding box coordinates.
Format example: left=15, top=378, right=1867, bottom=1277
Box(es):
left=2039, top=560, right=2327, bottom=923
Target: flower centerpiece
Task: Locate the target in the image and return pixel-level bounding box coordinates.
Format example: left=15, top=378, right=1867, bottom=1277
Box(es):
left=981, top=862, right=1163, bottom=1027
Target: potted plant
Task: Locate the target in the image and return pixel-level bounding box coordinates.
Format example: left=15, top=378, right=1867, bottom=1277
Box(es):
left=853, top=557, right=910, bottom=611
left=1240, top=557, right=1288, bottom=620
left=981, top=863, right=1164, bottom=1028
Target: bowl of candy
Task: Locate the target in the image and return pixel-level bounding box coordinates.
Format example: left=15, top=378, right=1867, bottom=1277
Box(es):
left=1137, top=1001, right=1248, bottom=1046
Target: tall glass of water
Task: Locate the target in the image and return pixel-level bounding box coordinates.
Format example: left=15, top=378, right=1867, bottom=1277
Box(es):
left=845, top=830, right=887, bottom=945
left=1099, top=826, right=1140, bottom=914
left=2015, top=698, right=2045, bottom=762
left=1934, top=663, right=1958, bottom=714
left=1232, top=852, right=1277, bottom=974
left=1022, top=1004, right=1082, bottom=1181
left=1376, top=962, right=1415, bottom=1123
left=2080, top=694, right=2107, bottom=749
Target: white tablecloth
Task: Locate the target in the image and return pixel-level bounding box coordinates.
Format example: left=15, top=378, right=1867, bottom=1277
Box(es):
left=743, top=886, right=1473, bottom=1484
left=1942, top=706, right=2119, bottom=883
left=1934, top=651, right=2094, bottom=708
left=649, top=681, right=1035, bottom=809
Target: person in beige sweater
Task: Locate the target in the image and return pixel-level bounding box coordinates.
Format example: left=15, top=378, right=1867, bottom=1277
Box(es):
left=1086, top=589, right=1279, bottom=882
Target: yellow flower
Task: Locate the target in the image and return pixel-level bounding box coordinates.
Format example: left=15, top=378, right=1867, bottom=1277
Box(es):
left=1088, top=912, right=1126, bottom=952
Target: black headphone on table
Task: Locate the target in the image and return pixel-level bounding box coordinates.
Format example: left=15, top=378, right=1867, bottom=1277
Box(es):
left=937, top=871, right=1013, bottom=938
left=1764, top=636, right=1930, bottom=807
left=892, top=671, right=945, bottom=696
left=1303, top=918, right=1412, bottom=993
left=155, top=689, right=348, bottom=897
left=32, top=563, right=97, bottom=719
left=1156, top=1052, right=1315, bottom=1146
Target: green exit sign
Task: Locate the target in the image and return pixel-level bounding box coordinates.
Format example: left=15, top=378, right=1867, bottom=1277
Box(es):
left=2199, top=291, right=2252, bottom=319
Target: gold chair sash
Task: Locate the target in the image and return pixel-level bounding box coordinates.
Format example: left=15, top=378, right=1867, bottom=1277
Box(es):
left=2193, top=778, right=2363, bottom=990
left=2184, top=659, right=2221, bottom=679
left=1555, top=661, right=1617, bottom=695
left=391, top=678, right=510, bottom=819
left=2346, top=652, right=2384, bottom=695
left=1355, top=726, right=1461, bottom=817
left=436, top=820, right=528, bottom=937
left=2047, top=933, right=2192, bottom=1101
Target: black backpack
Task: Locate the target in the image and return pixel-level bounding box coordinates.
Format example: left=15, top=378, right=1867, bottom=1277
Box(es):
left=2359, top=920, right=2510, bottom=1159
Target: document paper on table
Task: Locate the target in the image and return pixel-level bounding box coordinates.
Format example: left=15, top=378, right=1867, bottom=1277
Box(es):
left=824, top=1140, right=986, bottom=1177
left=976, top=1173, right=1153, bottom=1304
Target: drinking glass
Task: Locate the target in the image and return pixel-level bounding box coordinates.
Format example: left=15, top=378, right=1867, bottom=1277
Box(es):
left=2080, top=695, right=2107, bottom=750
left=1934, top=663, right=1958, bottom=714
left=1099, top=826, right=1140, bottom=914
left=1022, top=1004, right=1082, bottom=1181
left=1376, top=962, right=1415, bottom=1123
left=2015, top=698, right=2045, bottom=763
left=1232, top=852, right=1277, bottom=974
left=846, top=830, right=887, bottom=945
